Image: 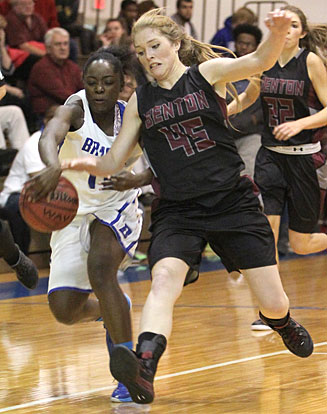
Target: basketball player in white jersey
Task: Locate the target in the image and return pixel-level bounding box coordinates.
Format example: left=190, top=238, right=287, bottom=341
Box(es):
left=28, top=47, right=143, bottom=403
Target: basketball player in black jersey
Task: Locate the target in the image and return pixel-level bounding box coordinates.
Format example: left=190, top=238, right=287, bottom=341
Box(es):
left=228, top=6, right=327, bottom=330
left=62, top=9, right=314, bottom=404
left=0, top=70, right=39, bottom=290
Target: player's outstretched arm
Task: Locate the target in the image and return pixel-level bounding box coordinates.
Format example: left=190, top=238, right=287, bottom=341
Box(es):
left=200, top=9, right=291, bottom=86
left=30, top=104, right=83, bottom=200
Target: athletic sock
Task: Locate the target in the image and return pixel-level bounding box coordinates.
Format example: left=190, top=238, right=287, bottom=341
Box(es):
left=259, top=311, right=290, bottom=328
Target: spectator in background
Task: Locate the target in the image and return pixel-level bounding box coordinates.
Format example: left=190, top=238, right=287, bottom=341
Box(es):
left=5, top=0, right=47, bottom=81
left=210, top=6, right=257, bottom=50
left=0, top=0, right=59, bottom=26
left=137, top=1, right=158, bottom=18
left=119, top=70, right=137, bottom=102
left=35, top=0, right=59, bottom=28
left=0, top=0, right=83, bottom=64
left=0, top=104, right=29, bottom=149
left=28, top=27, right=83, bottom=124
left=0, top=68, right=38, bottom=291
left=0, top=107, right=57, bottom=254
left=98, top=18, right=129, bottom=48
left=118, top=0, right=138, bottom=36
left=228, top=24, right=263, bottom=178
left=56, top=0, right=96, bottom=56
left=0, top=1, right=10, bottom=15
left=0, top=32, right=30, bottom=149
left=0, top=16, right=35, bottom=131
left=171, top=0, right=198, bottom=39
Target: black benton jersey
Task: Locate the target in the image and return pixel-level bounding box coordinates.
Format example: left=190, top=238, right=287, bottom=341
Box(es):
left=136, top=65, right=243, bottom=201
left=260, top=48, right=324, bottom=147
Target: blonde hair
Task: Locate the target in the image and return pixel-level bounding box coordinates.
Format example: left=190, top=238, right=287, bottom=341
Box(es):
left=282, top=5, right=327, bottom=68
left=132, top=8, right=237, bottom=100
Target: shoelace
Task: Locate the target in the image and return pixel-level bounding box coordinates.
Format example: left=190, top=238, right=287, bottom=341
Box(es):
left=279, top=322, right=305, bottom=346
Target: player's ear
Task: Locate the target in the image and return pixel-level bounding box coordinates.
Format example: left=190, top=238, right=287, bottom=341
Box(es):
left=173, top=41, right=181, bottom=53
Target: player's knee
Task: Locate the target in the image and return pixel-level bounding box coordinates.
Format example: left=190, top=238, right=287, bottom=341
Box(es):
left=88, top=267, right=117, bottom=292
left=289, top=238, right=308, bottom=255
left=10, top=105, right=25, bottom=121
left=48, top=297, right=77, bottom=325
left=151, top=266, right=183, bottom=299
left=289, top=232, right=312, bottom=255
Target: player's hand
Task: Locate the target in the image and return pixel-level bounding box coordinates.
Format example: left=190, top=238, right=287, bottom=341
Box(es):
left=100, top=171, right=137, bottom=191
left=273, top=120, right=304, bottom=141
left=264, top=9, right=292, bottom=35
left=26, top=165, right=62, bottom=200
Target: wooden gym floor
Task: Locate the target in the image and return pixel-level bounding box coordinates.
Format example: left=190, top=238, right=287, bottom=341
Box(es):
left=0, top=252, right=327, bottom=414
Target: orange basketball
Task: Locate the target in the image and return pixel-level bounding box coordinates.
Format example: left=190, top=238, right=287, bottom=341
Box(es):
left=19, top=176, right=79, bottom=233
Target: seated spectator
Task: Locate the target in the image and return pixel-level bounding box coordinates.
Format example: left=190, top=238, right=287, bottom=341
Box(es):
left=117, top=0, right=138, bottom=36
left=0, top=67, right=38, bottom=289
left=0, top=18, right=35, bottom=131
left=4, top=0, right=48, bottom=81
left=0, top=106, right=56, bottom=254
left=0, top=0, right=59, bottom=27
left=35, top=0, right=59, bottom=28
left=0, top=1, right=10, bottom=15
left=56, top=0, right=96, bottom=56
left=0, top=105, right=29, bottom=149
left=119, top=70, right=137, bottom=102
left=210, top=6, right=257, bottom=51
left=170, top=0, right=198, bottom=39
left=28, top=27, right=83, bottom=123
left=98, top=18, right=129, bottom=48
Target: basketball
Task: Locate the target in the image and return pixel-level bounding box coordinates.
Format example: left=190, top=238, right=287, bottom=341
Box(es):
left=19, top=176, right=79, bottom=233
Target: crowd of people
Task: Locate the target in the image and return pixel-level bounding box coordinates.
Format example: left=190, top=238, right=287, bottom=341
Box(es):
left=1, top=0, right=327, bottom=407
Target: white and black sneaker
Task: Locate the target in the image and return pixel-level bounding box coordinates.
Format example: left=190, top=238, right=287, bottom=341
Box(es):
left=251, top=319, right=272, bottom=331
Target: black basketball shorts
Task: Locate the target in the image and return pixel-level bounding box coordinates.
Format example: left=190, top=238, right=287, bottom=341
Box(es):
left=254, top=146, right=321, bottom=233
left=148, top=177, right=276, bottom=281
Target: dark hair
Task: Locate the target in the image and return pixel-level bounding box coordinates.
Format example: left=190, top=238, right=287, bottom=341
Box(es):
left=83, top=46, right=129, bottom=89
left=104, top=18, right=125, bottom=30
left=138, top=1, right=158, bottom=17
left=121, top=0, right=137, bottom=10
left=176, top=0, right=192, bottom=9
left=233, top=24, right=262, bottom=45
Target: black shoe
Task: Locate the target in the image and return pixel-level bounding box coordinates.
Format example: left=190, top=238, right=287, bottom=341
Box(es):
left=260, top=313, right=313, bottom=358
left=12, top=247, right=39, bottom=289
left=110, top=345, right=155, bottom=404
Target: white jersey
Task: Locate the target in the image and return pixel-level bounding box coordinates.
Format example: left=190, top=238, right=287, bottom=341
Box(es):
left=48, top=91, right=143, bottom=293
left=0, top=131, right=45, bottom=207
left=60, top=89, right=139, bottom=215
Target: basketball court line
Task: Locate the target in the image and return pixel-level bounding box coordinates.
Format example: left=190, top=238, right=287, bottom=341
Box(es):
left=1, top=341, right=326, bottom=413
left=1, top=300, right=327, bottom=312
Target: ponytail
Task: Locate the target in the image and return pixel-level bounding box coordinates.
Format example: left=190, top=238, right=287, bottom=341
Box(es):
left=303, top=24, right=327, bottom=68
